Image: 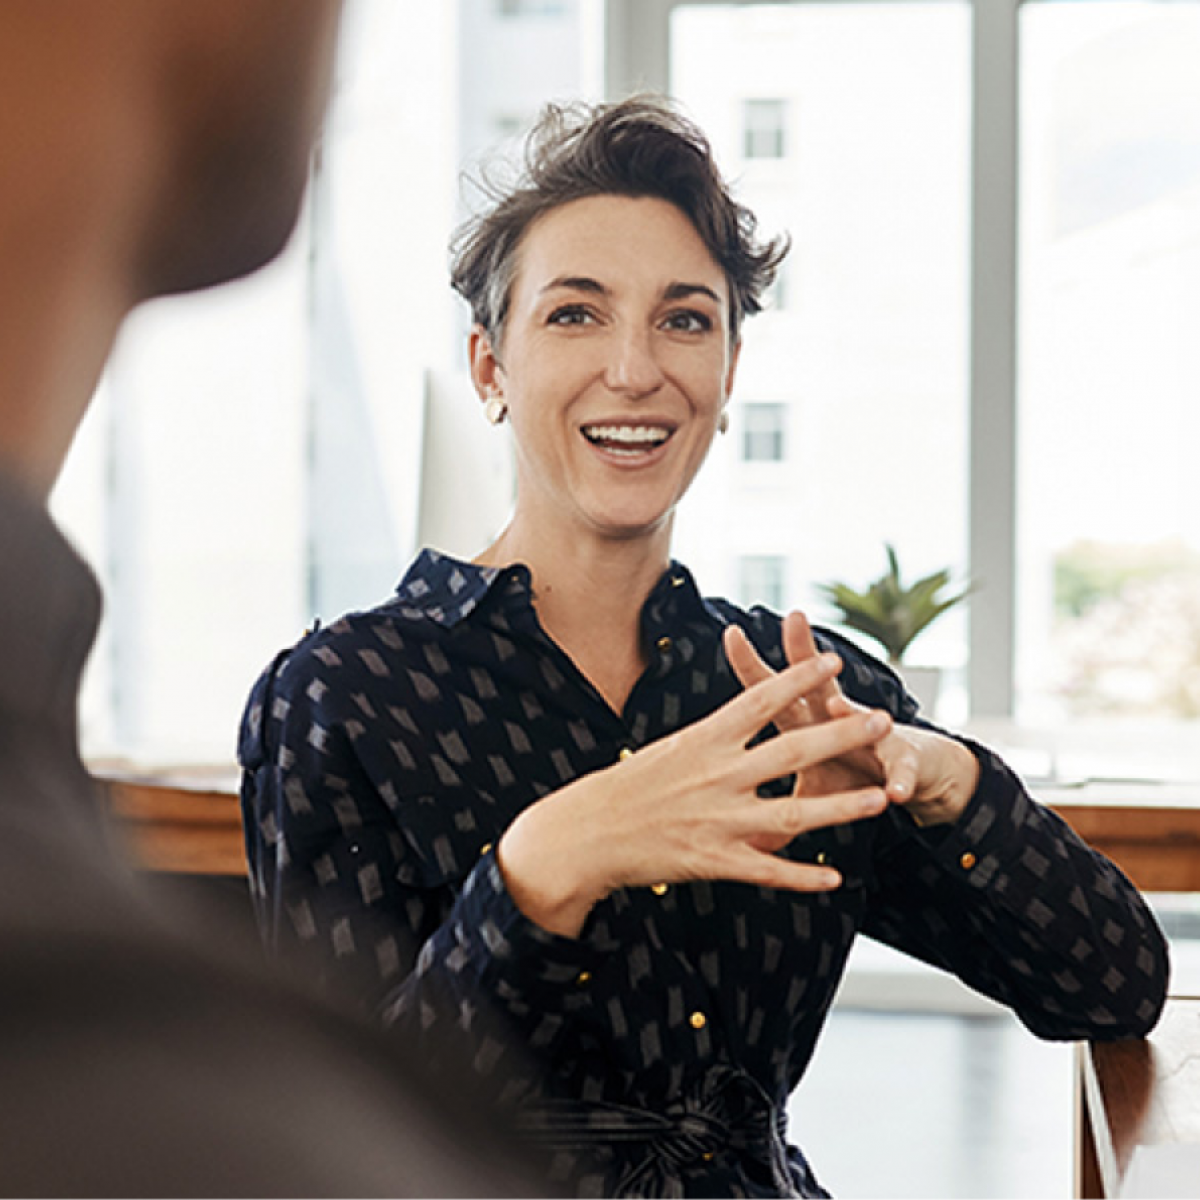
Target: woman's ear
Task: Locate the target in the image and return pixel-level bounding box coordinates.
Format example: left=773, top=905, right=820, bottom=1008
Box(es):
left=469, top=326, right=503, bottom=400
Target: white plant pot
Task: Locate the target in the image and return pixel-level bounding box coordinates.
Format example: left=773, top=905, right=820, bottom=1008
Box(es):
left=895, top=664, right=942, bottom=718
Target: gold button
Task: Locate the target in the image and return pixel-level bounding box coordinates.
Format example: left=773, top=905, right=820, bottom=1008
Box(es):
left=651, top=883, right=669, bottom=897
left=701, top=1152, right=715, bottom=1162
left=689, top=1011, right=707, bottom=1030
left=657, top=636, right=672, bottom=653
left=960, top=852, right=977, bottom=870
left=479, top=842, right=493, bottom=857
left=815, top=851, right=828, bottom=866
left=619, top=746, right=635, bottom=761
left=671, top=575, right=685, bottom=588
left=576, top=970, right=592, bottom=985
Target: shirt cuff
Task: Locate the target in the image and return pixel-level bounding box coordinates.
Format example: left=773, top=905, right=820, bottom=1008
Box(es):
left=915, top=736, right=1034, bottom=890
left=451, top=850, right=602, bottom=998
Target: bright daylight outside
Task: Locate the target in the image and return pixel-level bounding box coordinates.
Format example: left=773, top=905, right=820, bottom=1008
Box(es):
left=1018, top=1, right=1200, bottom=785
left=49, top=0, right=1200, bottom=796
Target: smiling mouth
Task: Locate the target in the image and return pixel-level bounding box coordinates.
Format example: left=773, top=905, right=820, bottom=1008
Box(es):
left=581, top=424, right=673, bottom=456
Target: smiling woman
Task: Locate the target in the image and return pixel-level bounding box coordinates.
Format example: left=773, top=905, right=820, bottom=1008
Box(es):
left=237, top=96, right=1169, bottom=1199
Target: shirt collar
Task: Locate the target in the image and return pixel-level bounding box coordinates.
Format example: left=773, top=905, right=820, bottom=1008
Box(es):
left=642, top=560, right=710, bottom=630
left=391, top=549, right=712, bottom=632
left=389, top=548, right=506, bottom=626
left=0, top=466, right=102, bottom=728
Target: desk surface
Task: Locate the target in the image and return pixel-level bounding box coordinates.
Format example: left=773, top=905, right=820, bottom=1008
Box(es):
left=1078, top=997, right=1200, bottom=1198
left=101, top=771, right=245, bottom=876
left=97, top=769, right=1200, bottom=887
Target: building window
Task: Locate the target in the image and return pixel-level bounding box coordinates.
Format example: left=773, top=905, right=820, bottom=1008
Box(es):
left=741, top=402, right=787, bottom=463
left=495, top=0, right=568, bottom=17
left=739, top=555, right=788, bottom=611
left=742, top=98, right=787, bottom=159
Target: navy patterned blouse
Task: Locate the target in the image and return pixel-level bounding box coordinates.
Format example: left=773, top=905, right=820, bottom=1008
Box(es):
left=239, top=550, right=1169, bottom=1198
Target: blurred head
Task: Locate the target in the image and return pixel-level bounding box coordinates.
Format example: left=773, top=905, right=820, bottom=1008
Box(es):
left=137, top=0, right=345, bottom=298
left=451, top=95, right=788, bottom=350
left=0, top=0, right=345, bottom=495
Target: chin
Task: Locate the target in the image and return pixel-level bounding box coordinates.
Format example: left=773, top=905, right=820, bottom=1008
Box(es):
left=137, top=118, right=315, bottom=299
left=145, top=193, right=305, bottom=299
left=590, top=510, right=676, bottom=543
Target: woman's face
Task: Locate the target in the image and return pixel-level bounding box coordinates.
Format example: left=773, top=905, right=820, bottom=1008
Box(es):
left=471, top=193, right=740, bottom=549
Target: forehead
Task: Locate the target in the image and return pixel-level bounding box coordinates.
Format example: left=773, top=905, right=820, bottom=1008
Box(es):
left=510, top=194, right=728, bottom=303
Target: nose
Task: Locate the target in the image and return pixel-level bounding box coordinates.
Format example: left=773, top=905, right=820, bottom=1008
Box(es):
left=604, top=324, right=665, bottom=399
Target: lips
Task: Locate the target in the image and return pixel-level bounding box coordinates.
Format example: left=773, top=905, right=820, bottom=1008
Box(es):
left=581, top=423, right=673, bottom=456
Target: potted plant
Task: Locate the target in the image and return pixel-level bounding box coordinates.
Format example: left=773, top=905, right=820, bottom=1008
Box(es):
left=815, top=544, right=972, bottom=714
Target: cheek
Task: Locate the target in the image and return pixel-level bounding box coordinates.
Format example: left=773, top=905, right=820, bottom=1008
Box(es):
left=670, top=344, right=734, bottom=406
left=688, top=368, right=732, bottom=413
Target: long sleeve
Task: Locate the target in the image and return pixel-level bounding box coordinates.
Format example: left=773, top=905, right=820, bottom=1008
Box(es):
left=238, top=629, right=604, bottom=1104
left=790, top=622, right=1172, bottom=1042
left=861, top=738, right=1169, bottom=1040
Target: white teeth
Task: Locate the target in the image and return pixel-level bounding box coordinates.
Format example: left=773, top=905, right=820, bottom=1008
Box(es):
left=583, top=424, right=670, bottom=446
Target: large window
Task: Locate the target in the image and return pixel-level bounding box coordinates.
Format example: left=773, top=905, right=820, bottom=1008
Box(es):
left=1017, top=1, right=1200, bottom=778
left=52, top=0, right=600, bottom=766
left=670, top=1, right=971, bottom=711
left=49, top=0, right=1200, bottom=782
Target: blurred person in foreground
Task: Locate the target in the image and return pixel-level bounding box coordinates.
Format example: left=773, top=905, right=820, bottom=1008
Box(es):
left=241, top=96, right=1170, bottom=1198
left=0, top=3, right=531, bottom=1195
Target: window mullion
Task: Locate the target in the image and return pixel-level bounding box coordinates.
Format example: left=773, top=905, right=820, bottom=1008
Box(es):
left=968, top=0, right=1020, bottom=717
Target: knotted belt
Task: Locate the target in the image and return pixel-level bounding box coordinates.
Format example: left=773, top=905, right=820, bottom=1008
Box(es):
left=515, top=1065, right=809, bottom=1197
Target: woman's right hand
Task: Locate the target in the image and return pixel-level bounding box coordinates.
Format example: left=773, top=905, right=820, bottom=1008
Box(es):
left=496, top=651, right=892, bottom=937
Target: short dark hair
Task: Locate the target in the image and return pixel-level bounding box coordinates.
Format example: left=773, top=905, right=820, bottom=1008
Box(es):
left=450, top=95, right=789, bottom=345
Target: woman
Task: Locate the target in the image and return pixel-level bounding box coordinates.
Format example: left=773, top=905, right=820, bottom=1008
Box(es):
left=240, top=98, right=1168, bottom=1198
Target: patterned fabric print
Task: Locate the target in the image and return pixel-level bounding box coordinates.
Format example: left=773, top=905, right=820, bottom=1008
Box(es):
left=239, top=550, right=1170, bottom=1198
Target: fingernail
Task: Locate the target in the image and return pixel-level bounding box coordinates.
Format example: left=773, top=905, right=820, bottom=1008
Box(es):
left=818, top=652, right=840, bottom=671
left=819, top=870, right=842, bottom=888
left=861, top=790, right=886, bottom=814
left=866, top=712, right=889, bottom=735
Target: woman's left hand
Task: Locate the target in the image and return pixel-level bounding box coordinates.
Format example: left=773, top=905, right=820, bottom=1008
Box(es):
left=724, top=611, right=979, bottom=827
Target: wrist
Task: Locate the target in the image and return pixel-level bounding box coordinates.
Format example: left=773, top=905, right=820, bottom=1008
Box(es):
left=496, top=784, right=608, bottom=938
left=909, top=741, right=980, bottom=827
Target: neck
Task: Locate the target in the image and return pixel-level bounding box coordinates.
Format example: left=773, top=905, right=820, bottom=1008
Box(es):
left=0, top=258, right=128, bottom=501
left=477, top=516, right=674, bottom=713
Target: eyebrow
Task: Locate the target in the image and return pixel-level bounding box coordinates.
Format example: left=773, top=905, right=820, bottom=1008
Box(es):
left=539, top=276, right=724, bottom=305
left=663, top=281, right=722, bottom=305
left=540, top=275, right=608, bottom=297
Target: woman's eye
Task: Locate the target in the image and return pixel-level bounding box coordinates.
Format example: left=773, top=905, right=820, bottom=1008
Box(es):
left=547, top=305, right=593, bottom=327
left=663, top=309, right=713, bottom=334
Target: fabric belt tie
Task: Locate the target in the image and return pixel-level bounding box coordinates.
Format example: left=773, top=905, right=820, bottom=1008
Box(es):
left=516, top=1065, right=801, bottom=1197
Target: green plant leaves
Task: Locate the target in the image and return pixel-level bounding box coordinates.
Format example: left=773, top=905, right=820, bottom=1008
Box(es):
left=815, top=543, right=972, bottom=663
